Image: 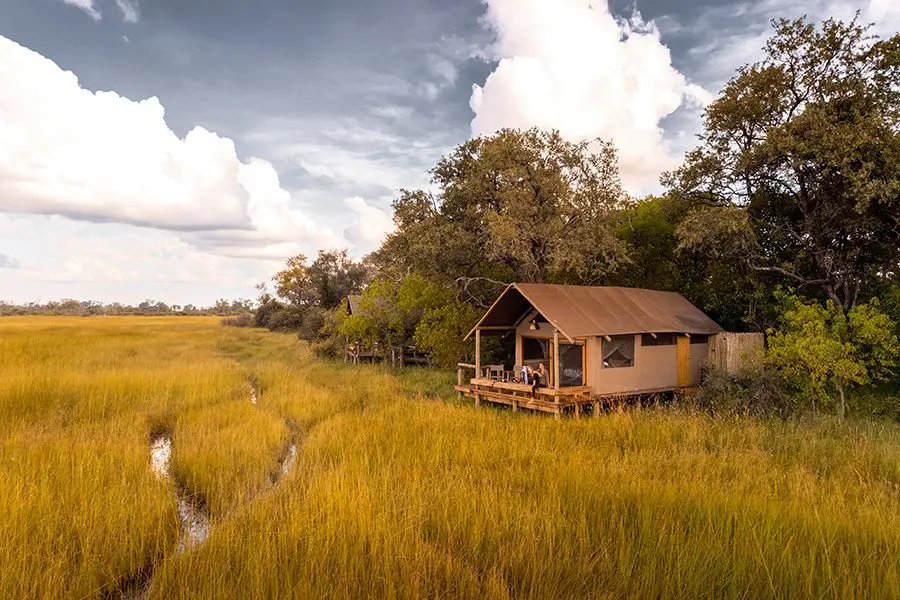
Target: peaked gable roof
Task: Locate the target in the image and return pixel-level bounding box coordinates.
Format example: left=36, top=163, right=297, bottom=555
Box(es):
left=467, top=283, right=723, bottom=341
left=347, top=295, right=361, bottom=315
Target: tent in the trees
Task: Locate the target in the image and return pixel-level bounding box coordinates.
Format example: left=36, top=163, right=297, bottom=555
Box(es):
left=458, top=283, right=726, bottom=417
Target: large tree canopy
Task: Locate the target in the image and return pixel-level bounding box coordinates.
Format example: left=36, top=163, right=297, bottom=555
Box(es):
left=667, top=16, right=900, bottom=311
left=374, top=128, right=628, bottom=305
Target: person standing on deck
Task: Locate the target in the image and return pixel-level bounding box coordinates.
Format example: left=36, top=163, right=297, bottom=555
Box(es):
left=521, top=364, right=529, bottom=384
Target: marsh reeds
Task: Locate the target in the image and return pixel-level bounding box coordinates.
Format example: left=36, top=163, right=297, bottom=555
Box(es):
left=1, top=317, right=897, bottom=599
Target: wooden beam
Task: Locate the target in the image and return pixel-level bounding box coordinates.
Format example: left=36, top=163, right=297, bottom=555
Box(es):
left=475, top=329, right=481, bottom=380
left=476, top=326, right=515, bottom=331
left=553, top=329, right=560, bottom=391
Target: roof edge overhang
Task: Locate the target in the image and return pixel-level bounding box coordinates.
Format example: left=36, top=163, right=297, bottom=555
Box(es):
left=464, top=283, right=576, bottom=343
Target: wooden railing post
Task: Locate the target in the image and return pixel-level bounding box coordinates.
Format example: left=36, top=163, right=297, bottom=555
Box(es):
left=457, top=366, right=463, bottom=399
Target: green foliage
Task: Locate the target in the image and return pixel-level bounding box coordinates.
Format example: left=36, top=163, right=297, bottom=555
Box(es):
left=766, top=293, right=900, bottom=417
left=667, top=17, right=900, bottom=311
left=272, top=250, right=369, bottom=310
left=414, top=302, right=481, bottom=368
left=613, top=196, right=772, bottom=331
left=373, top=128, right=628, bottom=306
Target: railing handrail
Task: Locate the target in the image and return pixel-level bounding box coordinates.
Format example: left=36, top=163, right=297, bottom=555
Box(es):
left=457, top=363, right=476, bottom=369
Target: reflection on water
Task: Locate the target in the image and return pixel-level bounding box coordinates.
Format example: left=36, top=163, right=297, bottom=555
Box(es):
left=149, top=434, right=210, bottom=554
left=279, top=444, right=297, bottom=478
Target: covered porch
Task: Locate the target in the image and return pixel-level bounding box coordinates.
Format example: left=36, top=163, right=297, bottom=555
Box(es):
left=455, top=284, right=593, bottom=418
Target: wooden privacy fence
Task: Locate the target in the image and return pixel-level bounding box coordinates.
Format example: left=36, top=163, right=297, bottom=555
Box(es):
left=707, top=333, right=765, bottom=373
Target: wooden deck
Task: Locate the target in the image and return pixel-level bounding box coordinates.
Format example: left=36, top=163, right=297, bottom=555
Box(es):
left=455, top=377, right=690, bottom=419
left=456, top=378, right=593, bottom=419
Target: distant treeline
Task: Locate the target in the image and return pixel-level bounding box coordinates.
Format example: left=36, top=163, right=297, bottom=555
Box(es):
left=0, top=298, right=254, bottom=317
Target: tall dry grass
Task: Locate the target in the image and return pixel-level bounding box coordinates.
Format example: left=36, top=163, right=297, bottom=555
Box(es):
left=1, top=317, right=898, bottom=599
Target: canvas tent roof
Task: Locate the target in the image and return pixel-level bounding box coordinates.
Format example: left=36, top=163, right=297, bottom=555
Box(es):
left=347, top=295, right=361, bottom=315
left=466, top=283, right=723, bottom=341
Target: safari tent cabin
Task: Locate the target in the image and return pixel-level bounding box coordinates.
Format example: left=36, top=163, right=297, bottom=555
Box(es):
left=346, top=295, right=362, bottom=316
left=464, top=283, right=724, bottom=399
left=344, top=295, right=376, bottom=363
left=344, top=294, right=430, bottom=366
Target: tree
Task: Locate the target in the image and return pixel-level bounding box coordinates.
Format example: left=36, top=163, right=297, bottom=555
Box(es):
left=373, top=128, right=629, bottom=305
left=334, top=274, right=470, bottom=367
left=667, top=16, right=900, bottom=311
left=266, top=251, right=370, bottom=336
left=307, top=250, right=369, bottom=310
left=340, top=279, right=406, bottom=366
left=766, top=293, right=899, bottom=417
left=272, top=251, right=368, bottom=310
left=272, top=255, right=312, bottom=307
left=414, top=302, right=482, bottom=368
left=613, top=196, right=773, bottom=331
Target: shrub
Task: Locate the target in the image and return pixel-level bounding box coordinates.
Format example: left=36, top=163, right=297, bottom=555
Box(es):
left=221, top=313, right=254, bottom=328
left=694, top=367, right=794, bottom=418
left=766, top=293, right=900, bottom=418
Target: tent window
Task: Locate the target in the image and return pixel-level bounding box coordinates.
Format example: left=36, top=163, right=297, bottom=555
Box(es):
left=690, top=335, right=710, bottom=345
left=559, top=344, right=584, bottom=386
left=641, top=333, right=677, bottom=346
left=602, top=335, right=635, bottom=368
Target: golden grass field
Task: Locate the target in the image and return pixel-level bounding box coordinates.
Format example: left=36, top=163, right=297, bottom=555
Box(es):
left=1, top=316, right=898, bottom=599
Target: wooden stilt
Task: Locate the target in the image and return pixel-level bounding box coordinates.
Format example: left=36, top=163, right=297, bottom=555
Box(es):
left=592, top=400, right=600, bottom=419
left=574, top=402, right=581, bottom=420
left=512, top=400, right=518, bottom=413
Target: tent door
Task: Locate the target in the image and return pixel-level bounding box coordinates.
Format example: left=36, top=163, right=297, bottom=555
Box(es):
left=677, top=336, right=691, bottom=387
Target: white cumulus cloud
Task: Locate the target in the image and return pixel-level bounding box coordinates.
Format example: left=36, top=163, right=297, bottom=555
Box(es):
left=61, top=0, right=140, bottom=23
left=114, top=0, right=140, bottom=23
left=470, top=0, right=712, bottom=194
left=62, top=0, right=101, bottom=21
left=343, top=197, right=395, bottom=250
left=0, top=36, right=341, bottom=259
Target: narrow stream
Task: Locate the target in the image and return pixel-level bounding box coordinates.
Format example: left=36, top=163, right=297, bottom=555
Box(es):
left=150, top=434, right=210, bottom=554
left=249, top=377, right=259, bottom=406
left=278, top=443, right=298, bottom=478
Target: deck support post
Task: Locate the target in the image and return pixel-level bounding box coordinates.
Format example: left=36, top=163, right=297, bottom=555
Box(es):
left=475, top=329, right=481, bottom=380
left=592, top=400, right=600, bottom=419
left=553, top=329, right=560, bottom=391
left=457, top=367, right=463, bottom=399
left=512, top=400, right=518, bottom=413
left=475, top=392, right=481, bottom=408
left=554, top=407, right=562, bottom=421
left=574, top=402, right=581, bottom=420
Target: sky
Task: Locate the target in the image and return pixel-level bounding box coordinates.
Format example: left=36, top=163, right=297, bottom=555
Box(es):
left=0, top=0, right=897, bottom=305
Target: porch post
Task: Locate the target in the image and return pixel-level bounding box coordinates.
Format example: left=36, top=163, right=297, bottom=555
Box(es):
left=553, top=329, right=560, bottom=391
left=475, top=328, right=481, bottom=380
